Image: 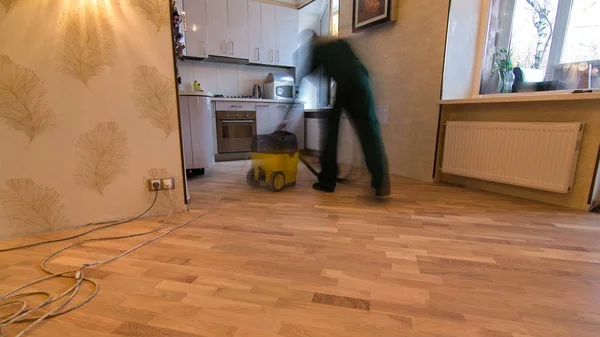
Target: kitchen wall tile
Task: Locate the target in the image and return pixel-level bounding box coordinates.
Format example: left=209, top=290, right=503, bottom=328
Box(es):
left=177, top=60, right=296, bottom=97
left=178, top=61, right=195, bottom=91
left=216, top=63, right=239, bottom=96
left=257, top=67, right=294, bottom=85
left=194, top=62, right=217, bottom=93
left=237, top=65, right=259, bottom=97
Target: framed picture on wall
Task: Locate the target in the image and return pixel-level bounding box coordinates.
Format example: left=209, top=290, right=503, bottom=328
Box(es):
left=352, top=0, right=398, bottom=32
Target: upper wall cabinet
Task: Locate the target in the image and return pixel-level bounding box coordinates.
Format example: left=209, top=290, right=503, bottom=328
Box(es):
left=248, top=1, right=298, bottom=67
left=184, top=0, right=297, bottom=66
left=248, top=1, right=262, bottom=63
left=206, top=0, right=249, bottom=60
left=275, top=6, right=298, bottom=67
left=182, top=0, right=208, bottom=58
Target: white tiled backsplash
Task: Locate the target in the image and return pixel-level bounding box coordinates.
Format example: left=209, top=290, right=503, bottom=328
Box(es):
left=178, top=60, right=295, bottom=96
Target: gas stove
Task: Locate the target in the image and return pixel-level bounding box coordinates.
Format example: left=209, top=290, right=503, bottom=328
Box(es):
left=214, top=94, right=253, bottom=99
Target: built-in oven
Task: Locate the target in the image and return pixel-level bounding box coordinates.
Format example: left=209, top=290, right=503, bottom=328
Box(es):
left=216, top=109, right=256, bottom=161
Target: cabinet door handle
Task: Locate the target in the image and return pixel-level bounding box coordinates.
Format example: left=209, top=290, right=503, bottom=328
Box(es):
left=181, top=11, right=187, bottom=31
left=230, top=41, right=234, bottom=55
left=201, top=41, right=206, bottom=56
left=256, top=48, right=260, bottom=61
left=230, top=105, right=243, bottom=108
left=256, top=104, right=269, bottom=107
left=276, top=50, right=280, bottom=63
left=269, top=50, right=273, bottom=62
left=278, top=105, right=290, bottom=108
left=221, top=40, right=226, bottom=54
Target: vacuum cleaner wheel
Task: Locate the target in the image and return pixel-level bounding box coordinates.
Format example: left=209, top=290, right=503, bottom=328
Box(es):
left=270, top=172, right=286, bottom=192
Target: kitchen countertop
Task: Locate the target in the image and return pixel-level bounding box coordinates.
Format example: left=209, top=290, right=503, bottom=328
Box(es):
left=179, top=91, right=214, bottom=97
left=212, top=97, right=306, bottom=104
left=178, top=91, right=306, bottom=104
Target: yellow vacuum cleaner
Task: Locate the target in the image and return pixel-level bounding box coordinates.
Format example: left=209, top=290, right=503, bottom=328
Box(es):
left=247, top=130, right=299, bottom=192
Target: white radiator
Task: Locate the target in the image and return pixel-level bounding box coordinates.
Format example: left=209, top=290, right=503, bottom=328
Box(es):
left=441, top=122, right=584, bottom=193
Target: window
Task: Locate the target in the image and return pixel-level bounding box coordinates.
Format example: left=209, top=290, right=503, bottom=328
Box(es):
left=480, top=0, right=600, bottom=95
left=331, top=0, right=340, bottom=37
left=329, top=0, right=339, bottom=105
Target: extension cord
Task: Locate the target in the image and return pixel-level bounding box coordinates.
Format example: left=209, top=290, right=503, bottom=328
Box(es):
left=0, top=158, right=251, bottom=336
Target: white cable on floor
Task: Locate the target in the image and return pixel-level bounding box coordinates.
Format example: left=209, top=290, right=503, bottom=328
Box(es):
left=0, top=150, right=259, bottom=337
left=0, top=190, right=176, bottom=337
left=0, top=157, right=250, bottom=336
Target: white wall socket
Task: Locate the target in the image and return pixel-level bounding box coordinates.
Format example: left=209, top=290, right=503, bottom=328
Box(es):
left=148, top=178, right=175, bottom=191
left=161, top=178, right=175, bottom=190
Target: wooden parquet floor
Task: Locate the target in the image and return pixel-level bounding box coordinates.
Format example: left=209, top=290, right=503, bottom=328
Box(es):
left=1, top=161, right=600, bottom=337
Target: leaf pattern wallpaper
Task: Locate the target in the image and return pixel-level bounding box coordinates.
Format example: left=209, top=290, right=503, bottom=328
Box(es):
left=75, top=122, right=130, bottom=196
left=143, top=168, right=186, bottom=215
left=0, top=55, right=55, bottom=143
left=131, top=0, right=170, bottom=32
left=0, top=179, right=68, bottom=237
left=56, top=5, right=117, bottom=87
left=133, top=65, right=178, bottom=138
left=0, top=2, right=186, bottom=239
left=0, top=0, right=24, bottom=17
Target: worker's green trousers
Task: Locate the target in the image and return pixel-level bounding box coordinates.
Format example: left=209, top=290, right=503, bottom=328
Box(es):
left=318, top=76, right=389, bottom=192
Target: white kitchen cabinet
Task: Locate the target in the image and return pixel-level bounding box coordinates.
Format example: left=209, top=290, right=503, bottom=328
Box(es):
left=248, top=2, right=295, bottom=66
left=270, top=103, right=304, bottom=149
left=275, top=6, right=298, bottom=67
left=261, top=3, right=276, bottom=65
left=205, top=0, right=248, bottom=59
left=248, top=0, right=262, bottom=63
left=182, top=0, right=208, bottom=58
left=179, top=95, right=215, bottom=173
left=248, top=2, right=276, bottom=65
left=256, top=103, right=271, bottom=135
left=253, top=102, right=304, bottom=149
left=206, top=0, right=228, bottom=56
left=228, top=0, right=249, bottom=59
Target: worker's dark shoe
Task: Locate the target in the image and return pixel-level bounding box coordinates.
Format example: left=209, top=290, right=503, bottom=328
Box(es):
left=375, top=175, right=391, bottom=197
left=375, top=185, right=391, bottom=197
left=312, top=182, right=335, bottom=193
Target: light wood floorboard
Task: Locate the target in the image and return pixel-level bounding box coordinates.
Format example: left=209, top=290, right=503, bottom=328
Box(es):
left=1, top=161, right=599, bottom=337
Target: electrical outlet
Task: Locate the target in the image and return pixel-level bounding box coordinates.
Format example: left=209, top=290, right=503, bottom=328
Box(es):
left=161, top=178, right=175, bottom=190
left=149, top=179, right=161, bottom=191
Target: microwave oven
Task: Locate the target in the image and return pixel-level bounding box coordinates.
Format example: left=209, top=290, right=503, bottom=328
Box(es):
left=263, top=73, right=296, bottom=101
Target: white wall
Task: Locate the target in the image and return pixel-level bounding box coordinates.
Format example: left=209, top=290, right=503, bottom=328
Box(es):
left=442, top=0, right=484, bottom=100
left=178, top=61, right=293, bottom=96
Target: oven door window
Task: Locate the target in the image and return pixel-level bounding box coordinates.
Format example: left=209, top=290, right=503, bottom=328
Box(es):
left=218, top=120, right=255, bottom=153
left=222, top=121, right=253, bottom=139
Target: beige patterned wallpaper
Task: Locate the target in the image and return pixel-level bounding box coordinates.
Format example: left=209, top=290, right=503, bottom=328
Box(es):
left=0, top=0, right=186, bottom=239
left=338, top=0, right=450, bottom=181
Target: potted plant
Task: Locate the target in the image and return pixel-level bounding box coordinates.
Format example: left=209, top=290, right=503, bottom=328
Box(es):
left=492, top=48, right=514, bottom=93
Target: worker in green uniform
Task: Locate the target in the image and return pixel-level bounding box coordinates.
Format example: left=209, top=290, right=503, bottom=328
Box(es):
left=296, top=30, right=390, bottom=197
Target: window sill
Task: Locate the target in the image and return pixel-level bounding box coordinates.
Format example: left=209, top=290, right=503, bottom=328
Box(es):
left=440, top=91, right=600, bottom=105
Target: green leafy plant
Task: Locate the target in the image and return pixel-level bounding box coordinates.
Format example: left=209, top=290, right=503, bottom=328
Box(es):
left=492, top=48, right=514, bottom=93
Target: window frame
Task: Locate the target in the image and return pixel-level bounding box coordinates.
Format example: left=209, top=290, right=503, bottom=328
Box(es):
left=472, top=0, right=597, bottom=98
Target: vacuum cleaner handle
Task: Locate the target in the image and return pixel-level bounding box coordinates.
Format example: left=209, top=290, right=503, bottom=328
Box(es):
left=277, top=95, right=299, bottom=130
